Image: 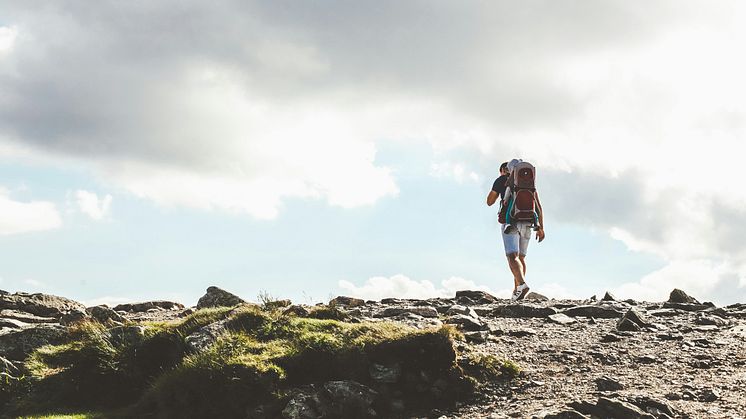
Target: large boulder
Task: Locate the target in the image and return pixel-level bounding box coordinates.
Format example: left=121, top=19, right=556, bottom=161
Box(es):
left=0, top=324, right=67, bottom=361
left=0, top=309, right=57, bottom=324
left=0, top=292, right=85, bottom=319
left=196, top=286, right=245, bottom=309
left=86, top=305, right=125, bottom=324
left=329, top=296, right=366, bottom=308
left=668, top=289, right=699, bottom=304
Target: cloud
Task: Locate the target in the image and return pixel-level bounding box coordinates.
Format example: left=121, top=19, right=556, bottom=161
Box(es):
left=74, top=190, right=112, bottom=220
left=0, top=25, right=18, bottom=55
left=0, top=186, right=62, bottom=235
left=338, top=274, right=506, bottom=301
left=2, top=1, right=746, bottom=302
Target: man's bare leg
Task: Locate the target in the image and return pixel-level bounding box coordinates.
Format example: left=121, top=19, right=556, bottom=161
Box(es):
left=518, top=254, right=527, bottom=276
left=506, top=252, right=526, bottom=289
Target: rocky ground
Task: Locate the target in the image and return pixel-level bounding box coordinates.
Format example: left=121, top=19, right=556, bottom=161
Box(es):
left=2, top=287, right=745, bottom=418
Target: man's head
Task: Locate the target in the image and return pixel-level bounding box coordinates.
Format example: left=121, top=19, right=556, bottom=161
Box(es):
left=500, top=162, right=509, bottom=176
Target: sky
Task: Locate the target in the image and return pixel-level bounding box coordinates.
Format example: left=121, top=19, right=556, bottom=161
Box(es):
left=1, top=1, right=745, bottom=307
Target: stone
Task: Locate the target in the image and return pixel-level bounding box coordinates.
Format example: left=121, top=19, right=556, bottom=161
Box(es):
left=602, top=291, right=616, bottom=301
left=86, top=305, right=125, bottom=324
left=0, top=292, right=86, bottom=319
left=375, top=306, right=438, bottom=318
left=542, top=411, right=591, bottom=419
left=562, top=305, right=624, bottom=319
left=698, top=388, right=719, bottom=402
left=695, top=314, right=729, bottom=327
left=110, top=325, right=146, bottom=347
left=60, top=308, right=89, bottom=326
left=662, top=302, right=715, bottom=311
left=0, top=309, right=57, bottom=324
left=525, top=291, right=549, bottom=301
left=0, top=324, right=67, bottom=361
left=668, top=288, right=699, bottom=304
left=113, top=300, right=185, bottom=312
left=547, top=313, right=577, bottom=325
left=464, top=331, right=489, bottom=343
left=369, top=363, right=401, bottom=383
left=601, top=333, right=622, bottom=343
left=283, top=305, right=310, bottom=317
left=185, top=319, right=228, bottom=353
left=446, top=305, right=479, bottom=318
left=595, top=375, right=624, bottom=391
left=497, top=304, right=557, bottom=318
left=320, top=381, right=378, bottom=418
left=648, top=308, right=680, bottom=317
left=445, top=314, right=485, bottom=331
left=0, top=318, right=28, bottom=329
left=455, top=290, right=498, bottom=304
left=636, top=354, right=658, bottom=364
left=616, top=309, right=648, bottom=331
left=196, top=286, right=245, bottom=309
left=629, top=396, right=677, bottom=417
left=329, top=296, right=366, bottom=307
left=570, top=397, right=654, bottom=419
left=508, top=329, right=536, bottom=337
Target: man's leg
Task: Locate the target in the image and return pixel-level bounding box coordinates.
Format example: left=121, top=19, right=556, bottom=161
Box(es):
left=506, top=252, right=526, bottom=288
left=518, top=254, right=527, bottom=276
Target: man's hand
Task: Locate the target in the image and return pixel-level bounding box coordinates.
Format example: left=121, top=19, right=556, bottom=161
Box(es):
left=536, top=228, right=545, bottom=243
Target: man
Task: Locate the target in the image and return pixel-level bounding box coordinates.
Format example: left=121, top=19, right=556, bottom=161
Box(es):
left=487, top=159, right=545, bottom=301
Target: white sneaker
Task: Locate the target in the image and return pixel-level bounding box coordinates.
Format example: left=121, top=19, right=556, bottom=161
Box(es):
left=515, top=283, right=530, bottom=300
left=511, top=288, right=522, bottom=301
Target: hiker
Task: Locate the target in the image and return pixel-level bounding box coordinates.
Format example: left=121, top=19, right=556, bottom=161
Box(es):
left=487, top=159, right=545, bottom=301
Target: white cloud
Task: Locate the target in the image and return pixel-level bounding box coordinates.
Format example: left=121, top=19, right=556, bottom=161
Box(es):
left=338, top=274, right=506, bottom=301
left=0, top=186, right=62, bottom=235
left=0, top=26, right=18, bottom=55
left=74, top=189, right=112, bottom=220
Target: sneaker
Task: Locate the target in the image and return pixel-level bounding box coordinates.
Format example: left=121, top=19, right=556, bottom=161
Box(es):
left=510, top=288, right=522, bottom=301
left=515, top=283, right=530, bottom=300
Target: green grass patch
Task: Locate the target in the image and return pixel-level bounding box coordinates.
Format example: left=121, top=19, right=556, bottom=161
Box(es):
left=8, top=306, right=493, bottom=418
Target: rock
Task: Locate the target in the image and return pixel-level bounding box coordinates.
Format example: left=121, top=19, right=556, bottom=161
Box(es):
left=185, top=319, right=228, bottom=353
left=0, top=318, right=28, bottom=329
left=508, top=329, right=536, bottom=337
left=562, top=305, right=624, bottom=319
left=109, top=325, right=146, bottom=347
left=547, top=313, right=577, bottom=325
left=263, top=299, right=292, bottom=310
left=695, top=314, right=729, bottom=327
left=571, top=397, right=654, bottom=419
left=662, top=301, right=715, bottom=311
left=463, top=331, right=489, bottom=343
left=616, top=318, right=640, bottom=332
left=113, top=300, right=185, bottom=312
left=375, top=306, right=439, bottom=318
left=525, top=292, right=549, bottom=301
left=698, top=388, right=719, bottom=402
left=455, top=290, right=498, bottom=304
left=636, top=354, right=658, bottom=364
left=542, top=411, right=591, bottom=419
left=602, top=292, right=616, bottom=301
left=329, top=296, right=366, bottom=307
left=668, top=288, right=699, bottom=304
left=60, top=308, right=89, bottom=326
left=601, top=333, right=622, bottom=343
left=283, top=305, right=310, bottom=317
left=0, top=309, right=57, bottom=324
left=446, top=305, right=479, bottom=318
left=616, top=309, right=649, bottom=331
left=0, top=324, right=67, bottom=361
left=628, top=396, right=677, bottom=418
left=196, top=286, right=245, bottom=309
left=595, top=375, right=624, bottom=391
left=369, top=363, right=401, bottom=383
left=497, top=304, right=557, bottom=318
left=86, top=305, right=125, bottom=324
left=282, top=381, right=378, bottom=419
left=0, top=292, right=86, bottom=319
left=648, top=308, right=680, bottom=317
left=445, top=314, right=486, bottom=331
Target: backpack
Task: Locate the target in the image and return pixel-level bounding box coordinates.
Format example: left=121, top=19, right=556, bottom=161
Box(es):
left=498, top=161, right=539, bottom=226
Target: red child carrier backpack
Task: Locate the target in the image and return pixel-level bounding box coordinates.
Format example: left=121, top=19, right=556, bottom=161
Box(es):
left=498, top=161, right=539, bottom=226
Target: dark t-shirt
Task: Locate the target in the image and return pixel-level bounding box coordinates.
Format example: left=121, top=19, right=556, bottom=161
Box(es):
left=492, top=175, right=508, bottom=200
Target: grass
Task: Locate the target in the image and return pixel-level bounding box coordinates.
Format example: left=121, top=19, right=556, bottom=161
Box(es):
left=4, top=305, right=502, bottom=418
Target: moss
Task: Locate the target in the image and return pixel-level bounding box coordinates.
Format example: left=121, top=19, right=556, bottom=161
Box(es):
left=461, top=353, right=521, bottom=381
left=306, top=304, right=349, bottom=321
left=12, top=307, right=490, bottom=418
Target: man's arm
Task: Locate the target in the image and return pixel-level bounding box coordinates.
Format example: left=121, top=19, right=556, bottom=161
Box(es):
left=535, top=191, right=545, bottom=242
left=487, top=190, right=498, bottom=206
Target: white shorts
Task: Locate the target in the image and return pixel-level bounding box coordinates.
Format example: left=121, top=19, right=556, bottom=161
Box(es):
left=502, top=222, right=532, bottom=256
